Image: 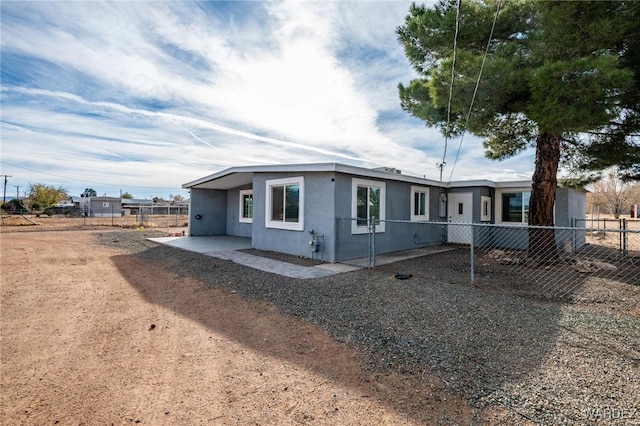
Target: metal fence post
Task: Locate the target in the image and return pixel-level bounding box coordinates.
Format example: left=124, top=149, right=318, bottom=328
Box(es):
left=372, top=215, right=376, bottom=268
left=622, top=219, right=628, bottom=257
left=367, top=216, right=372, bottom=268
left=470, top=223, right=475, bottom=285
left=618, top=218, right=622, bottom=251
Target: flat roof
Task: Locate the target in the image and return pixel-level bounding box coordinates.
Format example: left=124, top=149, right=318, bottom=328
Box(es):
left=182, top=162, right=446, bottom=190
left=182, top=162, right=532, bottom=191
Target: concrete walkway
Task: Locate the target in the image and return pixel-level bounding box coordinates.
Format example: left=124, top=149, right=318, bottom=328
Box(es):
left=148, top=236, right=360, bottom=279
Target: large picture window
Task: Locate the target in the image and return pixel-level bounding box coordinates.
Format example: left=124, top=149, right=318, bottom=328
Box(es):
left=266, top=177, right=304, bottom=231
left=352, top=178, right=385, bottom=234
left=501, top=191, right=530, bottom=223
left=411, top=186, right=429, bottom=221
left=239, top=189, right=253, bottom=223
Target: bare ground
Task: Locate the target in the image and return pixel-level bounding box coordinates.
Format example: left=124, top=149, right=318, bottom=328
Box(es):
left=1, top=222, right=638, bottom=425
left=1, top=229, right=501, bottom=425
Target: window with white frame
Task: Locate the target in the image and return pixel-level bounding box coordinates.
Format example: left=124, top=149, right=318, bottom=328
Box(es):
left=102, top=202, right=110, bottom=208
left=411, top=186, right=429, bottom=221
left=352, top=178, right=385, bottom=234
left=265, top=177, right=304, bottom=231
left=239, top=189, right=253, bottom=223
left=500, top=191, right=530, bottom=223
left=481, top=196, right=491, bottom=221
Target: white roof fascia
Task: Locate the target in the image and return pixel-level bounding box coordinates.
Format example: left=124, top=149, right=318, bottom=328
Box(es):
left=494, top=181, right=532, bottom=189
left=182, top=163, right=337, bottom=188
left=449, top=180, right=533, bottom=189
left=183, top=162, right=448, bottom=189
left=334, top=164, right=446, bottom=187
left=449, top=179, right=497, bottom=188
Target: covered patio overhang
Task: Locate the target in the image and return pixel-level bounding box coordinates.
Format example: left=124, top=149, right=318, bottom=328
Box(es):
left=183, top=171, right=253, bottom=191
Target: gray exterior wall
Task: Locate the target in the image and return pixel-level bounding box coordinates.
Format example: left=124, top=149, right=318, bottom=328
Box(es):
left=476, top=187, right=586, bottom=252
left=334, top=173, right=444, bottom=261
left=448, top=186, right=494, bottom=223
left=88, top=197, right=122, bottom=217
left=554, top=187, right=587, bottom=251
left=251, top=172, right=338, bottom=261
left=555, top=188, right=587, bottom=227
left=226, top=186, right=253, bottom=238
left=250, top=171, right=445, bottom=262
left=189, top=188, right=227, bottom=236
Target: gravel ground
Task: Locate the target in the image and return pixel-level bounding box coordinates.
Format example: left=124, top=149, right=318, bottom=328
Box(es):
left=96, top=230, right=640, bottom=425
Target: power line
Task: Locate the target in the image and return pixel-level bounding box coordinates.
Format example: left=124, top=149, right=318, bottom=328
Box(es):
left=438, top=0, right=462, bottom=182
left=448, top=0, right=503, bottom=182
left=0, top=160, right=182, bottom=191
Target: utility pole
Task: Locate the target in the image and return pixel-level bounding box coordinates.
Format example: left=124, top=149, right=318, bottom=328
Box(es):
left=1, top=175, right=13, bottom=204
left=14, top=185, right=20, bottom=200
left=436, top=162, right=446, bottom=182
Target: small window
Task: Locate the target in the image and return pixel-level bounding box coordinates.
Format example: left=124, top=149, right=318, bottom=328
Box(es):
left=102, top=202, right=110, bottom=208
left=266, top=177, right=304, bottom=231
left=458, top=203, right=464, bottom=215
left=352, top=178, right=385, bottom=234
left=481, top=196, right=491, bottom=221
left=411, top=186, right=429, bottom=221
left=239, top=190, right=253, bottom=223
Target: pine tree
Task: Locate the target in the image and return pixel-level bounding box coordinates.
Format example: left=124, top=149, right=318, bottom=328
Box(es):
left=397, top=0, right=638, bottom=257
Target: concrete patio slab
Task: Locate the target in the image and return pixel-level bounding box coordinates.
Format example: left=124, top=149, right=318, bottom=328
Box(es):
left=148, top=235, right=252, bottom=253
left=148, top=237, right=452, bottom=279
left=315, top=263, right=362, bottom=273
left=148, top=235, right=349, bottom=279
left=343, top=246, right=455, bottom=268
left=207, top=250, right=339, bottom=279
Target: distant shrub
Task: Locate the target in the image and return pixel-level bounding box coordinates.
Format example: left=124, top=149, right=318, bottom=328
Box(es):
left=2, top=199, right=29, bottom=214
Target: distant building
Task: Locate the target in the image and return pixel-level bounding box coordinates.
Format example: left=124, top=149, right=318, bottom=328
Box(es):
left=79, top=196, right=122, bottom=217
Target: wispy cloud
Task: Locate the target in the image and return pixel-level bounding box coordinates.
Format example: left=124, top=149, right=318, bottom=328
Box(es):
left=1, top=0, right=535, bottom=198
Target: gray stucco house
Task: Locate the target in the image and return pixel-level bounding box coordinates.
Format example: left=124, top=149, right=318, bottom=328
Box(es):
left=183, top=163, right=586, bottom=262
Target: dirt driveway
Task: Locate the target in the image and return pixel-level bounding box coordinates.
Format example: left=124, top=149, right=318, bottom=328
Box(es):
left=1, top=230, right=495, bottom=425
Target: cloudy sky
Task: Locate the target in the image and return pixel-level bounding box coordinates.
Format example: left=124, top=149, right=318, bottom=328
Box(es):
left=1, top=0, right=535, bottom=200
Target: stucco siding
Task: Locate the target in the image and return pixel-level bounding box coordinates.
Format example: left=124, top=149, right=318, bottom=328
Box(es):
left=476, top=188, right=587, bottom=252
left=554, top=187, right=587, bottom=251
left=189, top=188, right=227, bottom=236
left=448, top=186, right=493, bottom=223
left=251, top=172, right=337, bottom=261
left=226, top=186, right=252, bottom=238
left=334, top=175, right=444, bottom=261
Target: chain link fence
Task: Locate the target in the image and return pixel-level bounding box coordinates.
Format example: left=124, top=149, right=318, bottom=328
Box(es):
left=1, top=205, right=189, bottom=229
left=337, top=217, right=639, bottom=307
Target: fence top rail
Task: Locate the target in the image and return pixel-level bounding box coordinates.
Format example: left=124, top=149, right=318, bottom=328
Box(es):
left=336, top=217, right=640, bottom=233
left=578, top=218, right=640, bottom=221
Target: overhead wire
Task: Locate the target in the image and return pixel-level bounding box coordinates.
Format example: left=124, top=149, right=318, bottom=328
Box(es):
left=447, top=0, right=503, bottom=182
left=437, top=0, right=463, bottom=182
